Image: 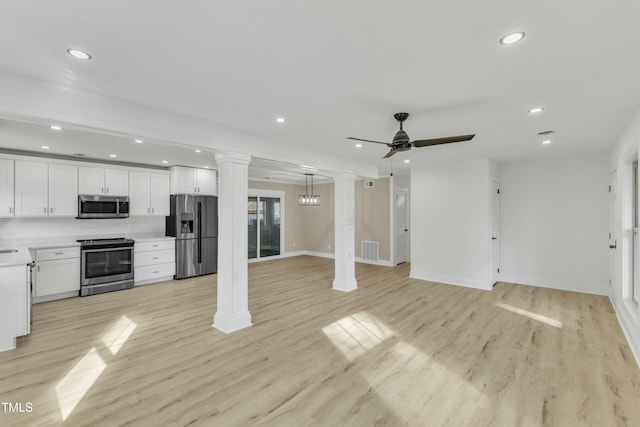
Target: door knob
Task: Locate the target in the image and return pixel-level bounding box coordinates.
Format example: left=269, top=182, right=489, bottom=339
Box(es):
left=404, top=229, right=408, bottom=232
left=492, top=237, right=497, bottom=240
left=609, top=244, right=617, bottom=249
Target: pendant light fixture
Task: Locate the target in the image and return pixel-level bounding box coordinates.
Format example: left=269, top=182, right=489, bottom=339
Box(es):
left=298, top=174, right=320, bottom=206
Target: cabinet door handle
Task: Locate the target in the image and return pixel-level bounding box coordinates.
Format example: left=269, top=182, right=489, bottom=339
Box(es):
left=101, top=187, right=104, bottom=193
left=106, top=187, right=109, bottom=193
left=148, top=207, right=150, bottom=213
left=152, top=245, right=159, bottom=248
left=50, top=207, right=53, bottom=214
left=37, top=265, right=40, bottom=272
left=44, top=207, right=47, bottom=213
left=153, top=271, right=159, bottom=274
left=151, top=207, right=154, bottom=213
left=152, top=257, right=159, bottom=260
left=9, top=206, right=12, bottom=214
left=55, top=252, right=64, bottom=255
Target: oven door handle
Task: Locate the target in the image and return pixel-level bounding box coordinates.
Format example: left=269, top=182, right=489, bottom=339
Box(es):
left=81, top=247, right=133, bottom=253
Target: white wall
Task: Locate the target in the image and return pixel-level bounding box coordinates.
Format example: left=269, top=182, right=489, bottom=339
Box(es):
left=499, top=154, right=609, bottom=295
left=610, top=107, right=640, bottom=367
left=0, top=216, right=164, bottom=240
left=410, top=158, right=492, bottom=290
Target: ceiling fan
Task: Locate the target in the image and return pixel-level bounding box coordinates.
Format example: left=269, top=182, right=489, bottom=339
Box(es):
left=348, top=112, right=475, bottom=158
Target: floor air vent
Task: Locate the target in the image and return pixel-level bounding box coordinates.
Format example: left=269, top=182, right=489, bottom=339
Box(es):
left=361, top=240, right=379, bottom=261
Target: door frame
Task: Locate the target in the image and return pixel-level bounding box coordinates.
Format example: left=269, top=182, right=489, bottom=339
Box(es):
left=490, top=180, right=501, bottom=285
left=248, top=188, right=285, bottom=263
left=394, top=187, right=410, bottom=265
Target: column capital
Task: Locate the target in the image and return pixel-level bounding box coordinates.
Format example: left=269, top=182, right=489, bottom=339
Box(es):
left=215, top=152, right=251, bottom=166
left=332, top=172, right=358, bottom=182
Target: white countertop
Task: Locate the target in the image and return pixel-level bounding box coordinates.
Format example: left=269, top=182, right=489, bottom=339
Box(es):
left=0, top=233, right=175, bottom=250
left=0, top=246, right=33, bottom=267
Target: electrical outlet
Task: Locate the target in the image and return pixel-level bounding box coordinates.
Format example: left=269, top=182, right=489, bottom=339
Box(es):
left=328, top=244, right=332, bottom=249
left=293, top=242, right=296, bottom=247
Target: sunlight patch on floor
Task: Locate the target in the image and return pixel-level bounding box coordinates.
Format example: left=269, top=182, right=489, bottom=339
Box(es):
left=102, top=315, right=137, bottom=355
left=322, top=311, right=395, bottom=361
left=496, top=302, right=562, bottom=328
left=55, top=347, right=106, bottom=421
left=364, top=341, right=490, bottom=425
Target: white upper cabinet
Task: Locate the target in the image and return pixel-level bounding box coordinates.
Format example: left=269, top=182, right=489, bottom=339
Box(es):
left=15, top=160, right=48, bottom=216
left=79, top=166, right=129, bottom=196
left=150, top=173, right=170, bottom=215
left=129, top=171, right=170, bottom=216
left=48, top=164, right=78, bottom=216
left=170, top=166, right=216, bottom=195
left=0, top=159, right=14, bottom=217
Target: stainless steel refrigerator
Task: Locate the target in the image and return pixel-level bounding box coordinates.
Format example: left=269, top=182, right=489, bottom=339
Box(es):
left=166, top=195, right=218, bottom=279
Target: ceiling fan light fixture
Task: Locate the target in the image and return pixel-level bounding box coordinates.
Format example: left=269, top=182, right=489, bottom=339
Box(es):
left=500, top=31, right=525, bottom=45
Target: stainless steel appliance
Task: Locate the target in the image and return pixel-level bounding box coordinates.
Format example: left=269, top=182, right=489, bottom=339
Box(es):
left=166, top=195, right=218, bottom=279
left=77, top=195, right=130, bottom=219
left=78, top=238, right=135, bottom=296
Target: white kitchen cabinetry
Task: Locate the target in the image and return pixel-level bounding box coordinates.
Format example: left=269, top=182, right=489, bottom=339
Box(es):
left=129, top=171, right=170, bottom=216
left=48, top=163, right=78, bottom=216
left=134, top=239, right=176, bottom=285
left=170, top=166, right=216, bottom=195
left=33, top=246, right=80, bottom=302
left=0, top=264, right=30, bottom=351
left=0, top=158, right=14, bottom=217
left=14, top=160, right=48, bottom=216
left=79, top=166, right=128, bottom=196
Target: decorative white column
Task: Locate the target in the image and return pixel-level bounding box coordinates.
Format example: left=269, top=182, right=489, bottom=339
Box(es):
left=213, top=152, right=252, bottom=333
left=333, top=174, right=358, bottom=292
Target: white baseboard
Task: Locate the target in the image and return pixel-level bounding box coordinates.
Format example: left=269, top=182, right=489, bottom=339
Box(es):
left=303, top=251, right=335, bottom=259
left=608, top=296, right=640, bottom=368
left=213, top=311, right=252, bottom=334
left=134, top=276, right=174, bottom=287
left=410, top=270, right=492, bottom=291
left=33, top=291, right=79, bottom=304
left=355, top=257, right=394, bottom=267
left=500, top=275, right=609, bottom=296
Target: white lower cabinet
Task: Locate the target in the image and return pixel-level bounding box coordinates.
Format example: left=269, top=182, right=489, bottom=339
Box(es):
left=33, top=247, right=80, bottom=302
left=134, top=239, right=175, bottom=285
left=0, top=264, right=29, bottom=351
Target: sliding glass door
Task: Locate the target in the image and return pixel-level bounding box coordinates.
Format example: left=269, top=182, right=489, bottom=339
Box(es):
left=248, top=195, right=281, bottom=260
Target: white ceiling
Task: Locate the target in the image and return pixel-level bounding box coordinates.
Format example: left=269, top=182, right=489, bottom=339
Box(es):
left=0, top=1, right=639, bottom=177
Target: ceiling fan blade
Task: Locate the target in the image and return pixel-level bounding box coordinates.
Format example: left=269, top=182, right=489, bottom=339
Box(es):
left=347, top=137, right=391, bottom=146
left=382, top=149, right=398, bottom=159
left=412, top=134, right=475, bottom=148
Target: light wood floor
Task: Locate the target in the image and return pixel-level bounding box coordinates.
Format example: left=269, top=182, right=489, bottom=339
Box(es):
left=0, top=256, right=639, bottom=426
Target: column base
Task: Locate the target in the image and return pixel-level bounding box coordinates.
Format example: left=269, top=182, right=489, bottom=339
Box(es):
left=332, top=278, right=358, bottom=293
left=213, top=311, right=252, bottom=334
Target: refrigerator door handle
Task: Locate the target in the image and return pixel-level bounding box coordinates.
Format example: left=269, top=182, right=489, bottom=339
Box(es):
left=197, top=202, right=202, bottom=264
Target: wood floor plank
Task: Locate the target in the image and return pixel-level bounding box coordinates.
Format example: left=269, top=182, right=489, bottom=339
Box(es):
left=0, top=255, right=638, bottom=426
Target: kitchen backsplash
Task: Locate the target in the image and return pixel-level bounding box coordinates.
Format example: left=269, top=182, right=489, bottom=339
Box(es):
left=0, top=217, right=165, bottom=239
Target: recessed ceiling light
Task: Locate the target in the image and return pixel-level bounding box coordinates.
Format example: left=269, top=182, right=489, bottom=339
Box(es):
left=541, top=140, right=552, bottom=145
left=162, top=160, right=169, bottom=164
left=404, top=159, right=410, bottom=164
left=355, top=143, right=363, bottom=148
left=134, top=139, right=143, bottom=144
left=195, top=149, right=202, bottom=153
left=528, top=107, right=544, bottom=114
left=41, top=145, right=50, bottom=150
left=109, top=154, right=117, bottom=158
left=275, top=117, right=287, bottom=124
left=66, top=48, right=92, bottom=60
left=500, top=32, right=525, bottom=45
left=49, top=125, right=63, bottom=131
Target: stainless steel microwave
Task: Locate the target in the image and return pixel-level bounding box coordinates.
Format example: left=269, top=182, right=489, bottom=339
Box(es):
left=77, top=195, right=130, bottom=219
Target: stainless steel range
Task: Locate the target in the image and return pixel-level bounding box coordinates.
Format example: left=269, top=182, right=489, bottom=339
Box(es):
left=77, top=238, right=135, bottom=296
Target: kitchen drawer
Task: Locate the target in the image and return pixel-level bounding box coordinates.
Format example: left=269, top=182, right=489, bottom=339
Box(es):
left=135, top=240, right=174, bottom=253
left=136, top=249, right=175, bottom=267
left=135, top=263, right=175, bottom=282
left=35, top=246, right=80, bottom=261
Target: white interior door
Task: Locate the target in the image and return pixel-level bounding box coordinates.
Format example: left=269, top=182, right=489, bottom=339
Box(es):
left=491, top=181, right=501, bottom=285
left=395, top=188, right=410, bottom=264
left=609, top=170, right=617, bottom=288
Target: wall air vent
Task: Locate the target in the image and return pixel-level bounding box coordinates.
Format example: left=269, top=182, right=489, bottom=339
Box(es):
left=364, top=180, right=374, bottom=189
left=361, top=240, right=379, bottom=261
